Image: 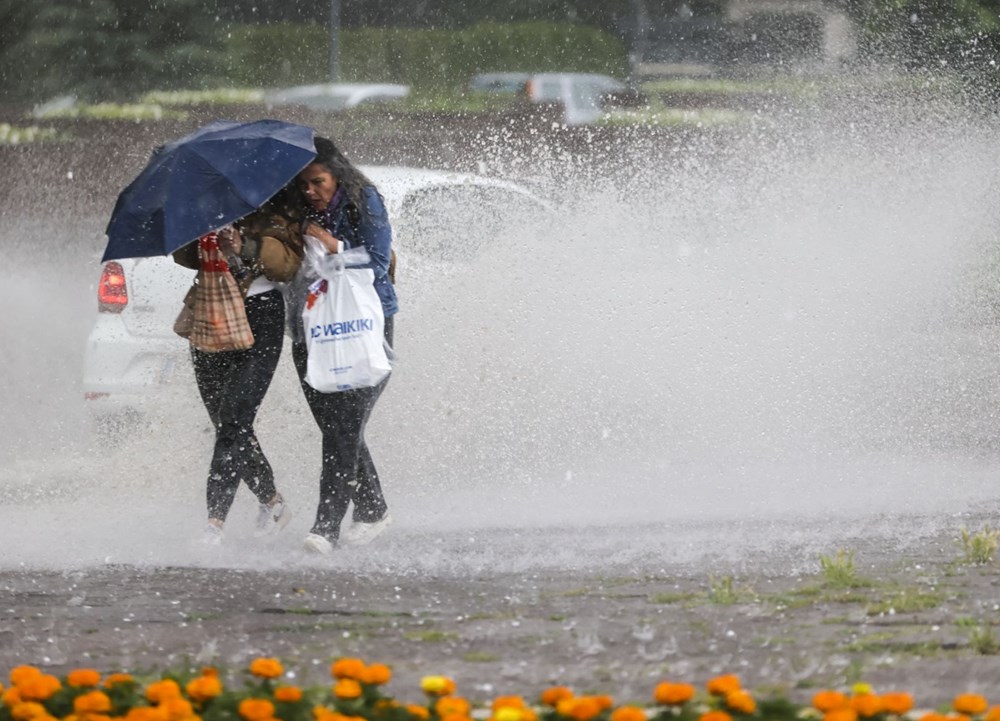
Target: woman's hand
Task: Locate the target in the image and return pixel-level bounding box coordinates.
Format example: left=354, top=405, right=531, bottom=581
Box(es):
left=217, top=225, right=243, bottom=255
left=304, top=222, right=340, bottom=253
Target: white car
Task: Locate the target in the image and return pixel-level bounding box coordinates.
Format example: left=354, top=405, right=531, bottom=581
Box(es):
left=264, top=83, right=410, bottom=112
left=82, top=166, right=549, bottom=430
left=524, top=73, right=626, bottom=125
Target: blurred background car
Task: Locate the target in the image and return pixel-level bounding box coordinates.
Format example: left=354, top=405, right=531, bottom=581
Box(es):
left=469, top=72, right=530, bottom=94
left=265, top=83, right=410, bottom=111
left=82, top=165, right=551, bottom=433
left=524, top=72, right=626, bottom=125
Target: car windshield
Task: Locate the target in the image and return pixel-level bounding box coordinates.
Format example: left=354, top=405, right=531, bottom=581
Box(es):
left=395, top=184, right=549, bottom=261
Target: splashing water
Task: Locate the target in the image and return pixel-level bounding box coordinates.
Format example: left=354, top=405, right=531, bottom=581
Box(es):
left=2, top=88, right=1000, bottom=573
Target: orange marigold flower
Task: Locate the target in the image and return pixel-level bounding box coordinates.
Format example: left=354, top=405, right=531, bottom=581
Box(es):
left=557, top=697, right=602, bottom=721
left=406, top=704, right=430, bottom=720
left=74, top=691, right=112, bottom=715
left=814, top=691, right=850, bottom=713
left=249, top=658, right=284, bottom=680
left=985, top=707, right=1000, bottom=721
left=145, top=680, right=182, bottom=705
left=159, top=697, right=194, bottom=721
left=420, top=676, right=457, bottom=697
left=441, top=715, right=472, bottom=721
left=726, top=691, right=756, bottom=715
left=825, top=709, right=859, bottom=721
left=653, top=683, right=695, bottom=706
left=9, top=667, right=42, bottom=687
left=851, top=694, right=883, bottom=718
left=542, top=688, right=574, bottom=707
left=17, top=675, right=61, bottom=702
left=610, top=706, right=647, bottom=721
left=11, top=702, right=49, bottom=721
left=186, top=676, right=223, bottom=702
left=3, top=688, right=24, bottom=707
left=360, top=664, right=392, bottom=686
left=239, top=699, right=276, bottom=721
left=330, top=658, right=366, bottom=681
left=493, top=696, right=528, bottom=711
left=699, top=711, right=733, bottom=721
left=123, top=707, right=166, bottom=721
left=313, top=707, right=346, bottom=721
left=274, top=687, right=302, bottom=703
left=593, top=696, right=614, bottom=711
left=104, top=674, right=135, bottom=689
left=68, top=670, right=102, bottom=688
left=955, top=696, right=989, bottom=716
left=333, top=679, right=362, bottom=700
left=880, top=693, right=914, bottom=716
left=437, top=698, right=472, bottom=717
left=918, top=714, right=950, bottom=721
left=706, top=676, right=740, bottom=697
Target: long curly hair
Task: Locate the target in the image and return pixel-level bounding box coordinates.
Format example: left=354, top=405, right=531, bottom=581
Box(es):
left=309, top=136, right=373, bottom=209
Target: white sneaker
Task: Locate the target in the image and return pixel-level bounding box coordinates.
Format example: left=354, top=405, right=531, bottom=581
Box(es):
left=200, top=524, right=223, bottom=546
left=303, top=533, right=335, bottom=556
left=255, top=497, right=292, bottom=537
left=342, top=513, right=393, bottom=546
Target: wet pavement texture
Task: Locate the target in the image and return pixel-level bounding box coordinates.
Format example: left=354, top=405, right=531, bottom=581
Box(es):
left=3, top=520, right=1000, bottom=707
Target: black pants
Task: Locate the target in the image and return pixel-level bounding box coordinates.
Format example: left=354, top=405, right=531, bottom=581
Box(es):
left=192, top=290, right=285, bottom=522
left=292, top=316, right=394, bottom=541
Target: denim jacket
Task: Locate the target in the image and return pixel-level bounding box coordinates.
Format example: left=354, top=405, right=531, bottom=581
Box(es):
left=286, top=185, right=398, bottom=343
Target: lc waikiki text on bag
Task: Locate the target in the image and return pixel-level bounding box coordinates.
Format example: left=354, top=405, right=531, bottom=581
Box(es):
left=302, top=243, right=391, bottom=392
left=174, top=231, right=255, bottom=352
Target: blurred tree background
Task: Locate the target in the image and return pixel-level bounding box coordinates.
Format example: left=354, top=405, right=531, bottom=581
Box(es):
left=1, top=0, right=999, bottom=104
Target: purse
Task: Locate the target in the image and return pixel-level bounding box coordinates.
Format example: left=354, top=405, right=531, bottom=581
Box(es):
left=181, top=233, right=255, bottom=352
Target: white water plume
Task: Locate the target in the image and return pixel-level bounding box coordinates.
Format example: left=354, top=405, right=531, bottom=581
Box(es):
left=2, top=87, right=1000, bottom=572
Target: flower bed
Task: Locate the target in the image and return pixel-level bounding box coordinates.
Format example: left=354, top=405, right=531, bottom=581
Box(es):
left=1, top=659, right=997, bottom=721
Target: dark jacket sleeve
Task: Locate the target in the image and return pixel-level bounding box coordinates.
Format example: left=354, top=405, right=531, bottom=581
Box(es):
left=171, top=242, right=199, bottom=270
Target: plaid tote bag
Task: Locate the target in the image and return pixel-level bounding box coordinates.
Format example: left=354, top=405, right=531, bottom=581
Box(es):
left=189, top=231, right=255, bottom=352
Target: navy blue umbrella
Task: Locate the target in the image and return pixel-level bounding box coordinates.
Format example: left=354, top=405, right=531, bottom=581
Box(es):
left=103, top=119, right=316, bottom=262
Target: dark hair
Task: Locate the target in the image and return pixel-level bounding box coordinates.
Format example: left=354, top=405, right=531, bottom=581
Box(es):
left=310, top=136, right=373, bottom=209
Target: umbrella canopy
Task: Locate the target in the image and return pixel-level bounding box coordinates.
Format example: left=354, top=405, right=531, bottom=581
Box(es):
left=102, top=119, right=316, bottom=262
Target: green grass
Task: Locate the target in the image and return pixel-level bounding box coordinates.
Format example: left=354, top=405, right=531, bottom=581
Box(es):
left=404, top=630, right=457, bottom=643
left=708, top=575, right=751, bottom=605
left=461, top=651, right=499, bottom=663
left=0, top=123, right=67, bottom=144
left=959, top=526, right=999, bottom=564
left=968, top=625, right=1000, bottom=655
left=33, top=102, right=187, bottom=121
left=866, top=589, right=944, bottom=615
left=820, top=549, right=872, bottom=589
left=140, top=88, right=265, bottom=105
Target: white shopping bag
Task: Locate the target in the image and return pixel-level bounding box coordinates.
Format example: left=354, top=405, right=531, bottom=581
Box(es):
left=302, top=244, right=392, bottom=392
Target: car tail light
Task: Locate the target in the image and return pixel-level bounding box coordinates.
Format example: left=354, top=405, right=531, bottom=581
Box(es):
left=98, top=261, right=128, bottom=312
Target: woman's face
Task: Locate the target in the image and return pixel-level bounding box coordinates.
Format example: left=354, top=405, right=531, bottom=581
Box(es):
left=297, top=162, right=339, bottom=210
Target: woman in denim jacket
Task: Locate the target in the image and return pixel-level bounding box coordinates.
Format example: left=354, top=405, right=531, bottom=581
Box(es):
left=286, top=137, right=398, bottom=556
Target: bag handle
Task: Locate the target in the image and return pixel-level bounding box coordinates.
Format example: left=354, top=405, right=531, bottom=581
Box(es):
left=304, top=234, right=371, bottom=279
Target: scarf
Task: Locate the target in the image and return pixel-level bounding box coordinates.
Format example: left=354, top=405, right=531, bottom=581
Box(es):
left=305, top=186, right=346, bottom=231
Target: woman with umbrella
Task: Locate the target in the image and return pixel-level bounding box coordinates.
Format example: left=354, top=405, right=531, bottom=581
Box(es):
left=173, top=191, right=304, bottom=545
left=286, top=137, right=398, bottom=556
left=105, top=120, right=318, bottom=546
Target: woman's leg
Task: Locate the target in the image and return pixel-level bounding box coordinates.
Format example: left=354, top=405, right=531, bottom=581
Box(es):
left=192, top=346, right=236, bottom=521
left=351, top=315, right=393, bottom=522
left=197, top=291, right=285, bottom=522
left=292, top=341, right=370, bottom=541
